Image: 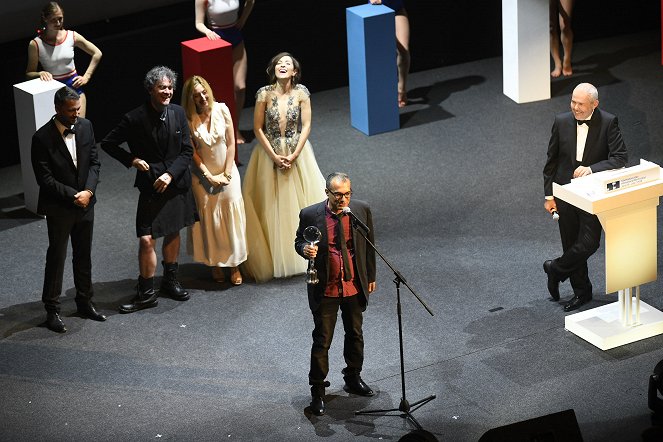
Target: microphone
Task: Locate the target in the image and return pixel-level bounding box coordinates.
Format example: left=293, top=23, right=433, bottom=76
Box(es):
left=551, top=210, right=559, bottom=221
left=341, top=207, right=370, bottom=233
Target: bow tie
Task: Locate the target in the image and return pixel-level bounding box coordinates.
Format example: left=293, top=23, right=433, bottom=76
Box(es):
left=576, top=119, right=591, bottom=127
left=63, top=127, right=76, bottom=137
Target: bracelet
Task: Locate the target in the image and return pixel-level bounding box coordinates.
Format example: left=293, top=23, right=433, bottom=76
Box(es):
left=223, top=172, right=232, bottom=181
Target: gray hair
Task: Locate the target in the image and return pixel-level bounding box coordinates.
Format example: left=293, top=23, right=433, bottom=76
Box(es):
left=54, top=86, right=79, bottom=106
left=574, top=83, right=599, bottom=102
left=326, top=172, right=350, bottom=189
left=144, top=66, right=178, bottom=91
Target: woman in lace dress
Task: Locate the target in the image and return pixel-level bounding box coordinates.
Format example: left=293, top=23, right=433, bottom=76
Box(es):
left=182, top=75, right=247, bottom=284
left=242, top=52, right=326, bottom=282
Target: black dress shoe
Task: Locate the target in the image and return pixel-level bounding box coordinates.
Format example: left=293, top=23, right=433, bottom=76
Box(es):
left=564, top=295, right=592, bottom=312
left=310, top=395, right=325, bottom=416
left=45, top=312, right=66, bottom=333
left=543, top=260, right=560, bottom=301
left=343, top=375, right=374, bottom=397
left=76, top=301, right=107, bottom=321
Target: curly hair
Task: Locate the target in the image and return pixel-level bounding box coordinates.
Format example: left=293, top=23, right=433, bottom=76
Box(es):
left=144, top=66, right=178, bottom=92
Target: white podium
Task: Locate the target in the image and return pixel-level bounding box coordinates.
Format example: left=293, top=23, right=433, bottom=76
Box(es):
left=502, top=0, right=550, bottom=103
left=553, top=160, right=663, bottom=350
left=13, top=78, right=64, bottom=214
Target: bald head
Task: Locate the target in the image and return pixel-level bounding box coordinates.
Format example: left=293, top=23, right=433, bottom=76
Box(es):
left=570, top=83, right=599, bottom=121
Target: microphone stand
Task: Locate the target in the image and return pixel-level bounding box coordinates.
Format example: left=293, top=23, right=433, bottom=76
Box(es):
left=349, top=216, right=436, bottom=431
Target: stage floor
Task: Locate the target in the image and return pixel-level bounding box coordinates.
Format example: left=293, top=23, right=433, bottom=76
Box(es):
left=2, top=30, right=663, bottom=441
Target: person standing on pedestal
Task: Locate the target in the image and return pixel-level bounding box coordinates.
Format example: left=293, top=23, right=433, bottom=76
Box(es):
left=543, top=83, right=627, bottom=312
left=101, top=66, right=197, bottom=314
left=194, top=0, right=255, bottom=144
left=295, top=172, right=377, bottom=416
left=368, top=0, right=410, bottom=107
left=26, top=1, right=102, bottom=117
left=549, top=0, right=574, bottom=78
left=31, top=86, right=105, bottom=333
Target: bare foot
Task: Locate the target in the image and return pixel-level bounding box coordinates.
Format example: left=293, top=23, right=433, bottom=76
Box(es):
left=562, top=60, right=573, bottom=76
left=551, top=65, right=562, bottom=78
left=398, top=91, right=408, bottom=108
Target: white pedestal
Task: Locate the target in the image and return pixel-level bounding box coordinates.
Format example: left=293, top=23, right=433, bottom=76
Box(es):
left=502, top=0, right=550, bottom=103
left=13, top=79, right=64, bottom=214
left=565, top=300, right=663, bottom=350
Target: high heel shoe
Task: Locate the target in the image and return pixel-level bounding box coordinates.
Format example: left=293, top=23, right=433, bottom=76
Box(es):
left=229, top=267, right=242, bottom=285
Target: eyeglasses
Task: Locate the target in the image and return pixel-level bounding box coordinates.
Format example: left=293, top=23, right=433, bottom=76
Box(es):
left=326, top=188, right=352, bottom=199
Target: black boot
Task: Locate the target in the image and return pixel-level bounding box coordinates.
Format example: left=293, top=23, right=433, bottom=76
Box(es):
left=160, top=261, right=190, bottom=301
left=310, top=385, right=326, bottom=416
left=119, top=276, right=159, bottom=313
left=343, top=371, right=374, bottom=397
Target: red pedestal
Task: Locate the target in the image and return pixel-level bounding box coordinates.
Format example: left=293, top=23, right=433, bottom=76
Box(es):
left=181, top=37, right=238, bottom=161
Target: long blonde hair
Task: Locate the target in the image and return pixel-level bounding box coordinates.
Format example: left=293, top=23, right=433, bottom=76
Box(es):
left=181, top=75, right=216, bottom=121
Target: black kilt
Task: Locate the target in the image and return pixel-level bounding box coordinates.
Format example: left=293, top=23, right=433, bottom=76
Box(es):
left=136, top=187, right=198, bottom=238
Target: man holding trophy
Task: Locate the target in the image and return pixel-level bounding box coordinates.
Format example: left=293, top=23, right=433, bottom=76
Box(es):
left=295, top=172, right=377, bottom=416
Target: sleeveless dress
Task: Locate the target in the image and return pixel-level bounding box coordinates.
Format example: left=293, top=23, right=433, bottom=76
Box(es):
left=241, top=84, right=326, bottom=282
left=187, top=102, right=248, bottom=267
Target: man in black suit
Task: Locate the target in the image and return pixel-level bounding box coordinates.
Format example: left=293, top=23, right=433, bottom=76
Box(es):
left=31, top=86, right=106, bottom=333
left=101, top=66, right=197, bottom=313
left=543, top=82, right=627, bottom=312
left=295, top=172, right=377, bottom=416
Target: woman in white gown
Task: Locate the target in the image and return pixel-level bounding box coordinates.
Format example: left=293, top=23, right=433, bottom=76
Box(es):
left=182, top=75, right=247, bottom=284
left=242, top=52, right=326, bottom=282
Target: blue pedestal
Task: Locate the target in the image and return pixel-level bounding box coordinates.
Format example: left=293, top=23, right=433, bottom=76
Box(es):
left=346, top=4, right=399, bottom=136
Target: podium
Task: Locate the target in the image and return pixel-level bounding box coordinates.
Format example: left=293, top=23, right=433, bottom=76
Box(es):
left=553, top=160, right=663, bottom=350
left=346, top=4, right=399, bottom=135
left=181, top=37, right=238, bottom=162
left=501, top=0, right=550, bottom=103
left=13, top=78, right=65, bottom=214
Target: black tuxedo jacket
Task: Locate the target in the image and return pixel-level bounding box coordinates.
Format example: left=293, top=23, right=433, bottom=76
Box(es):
left=295, top=200, right=377, bottom=312
left=101, top=102, right=193, bottom=193
left=31, top=117, right=100, bottom=217
left=543, top=108, right=627, bottom=196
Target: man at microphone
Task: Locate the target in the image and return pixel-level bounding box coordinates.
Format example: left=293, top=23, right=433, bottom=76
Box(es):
left=295, top=172, right=377, bottom=416
left=543, top=83, right=627, bottom=312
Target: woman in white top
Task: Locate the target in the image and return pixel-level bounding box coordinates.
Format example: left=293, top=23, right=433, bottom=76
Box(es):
left=195, top=0, right=255, bottom=145
left=26, top=1, right=102, bottom=117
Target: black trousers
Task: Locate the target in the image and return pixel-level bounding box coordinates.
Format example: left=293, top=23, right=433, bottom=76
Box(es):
left=42, top=207, right=94, bottom=313
left=553, top=198, right=601, bottom=297
left=309, top=295, right=364, bottom=386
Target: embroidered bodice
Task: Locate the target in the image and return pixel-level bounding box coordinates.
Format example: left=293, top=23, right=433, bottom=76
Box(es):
left=255, top=84, right=310, bottom=156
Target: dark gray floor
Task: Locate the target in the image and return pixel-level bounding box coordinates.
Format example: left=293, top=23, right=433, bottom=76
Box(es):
left=2, top=30, right=663, bottom=441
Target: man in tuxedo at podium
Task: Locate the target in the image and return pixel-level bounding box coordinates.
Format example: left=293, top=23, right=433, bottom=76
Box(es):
left=31, top=86, right=106, bottom=333
left=543, top=82, right=627, bottom=312
left=295, top=172, right=377, bottom=416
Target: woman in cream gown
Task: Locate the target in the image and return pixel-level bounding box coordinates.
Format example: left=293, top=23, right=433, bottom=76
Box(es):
left=242, top=52, right=325, bottom=282
left=182, top=75, right=247, bottom=284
